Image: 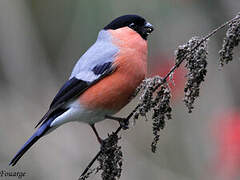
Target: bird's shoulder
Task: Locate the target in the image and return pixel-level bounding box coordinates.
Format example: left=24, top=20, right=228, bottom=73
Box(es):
left=70, top=30, right=119, bottom=78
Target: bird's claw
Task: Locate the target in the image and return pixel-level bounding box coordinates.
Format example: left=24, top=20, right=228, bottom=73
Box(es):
left=105, top=115, right=129, bottom=130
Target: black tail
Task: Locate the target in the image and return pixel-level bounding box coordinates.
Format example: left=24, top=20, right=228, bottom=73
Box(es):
left=9, top=133, right=40, bottom=166
left=9, top=120, right=51, bottom=166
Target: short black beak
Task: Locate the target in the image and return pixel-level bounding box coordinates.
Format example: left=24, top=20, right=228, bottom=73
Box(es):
left=144, top=22, right=154, bottom=34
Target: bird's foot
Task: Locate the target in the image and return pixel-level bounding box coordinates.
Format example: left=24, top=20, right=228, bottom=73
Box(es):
left=105, top=115, right=129, bottom=130
left=90, top=124, right=104, bottom=144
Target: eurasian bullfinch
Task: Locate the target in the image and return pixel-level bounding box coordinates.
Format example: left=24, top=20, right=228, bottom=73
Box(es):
left=9, top=14, right=154, bottom=166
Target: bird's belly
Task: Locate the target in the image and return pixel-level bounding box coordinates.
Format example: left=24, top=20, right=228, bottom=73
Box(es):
left=50, top=102, right=114, bottom=129
left=79, top=70, right=145, bottom=111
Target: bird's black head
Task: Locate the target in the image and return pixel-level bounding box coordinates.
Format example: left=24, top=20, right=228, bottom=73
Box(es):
left=104, top=14, right=154, bottom=40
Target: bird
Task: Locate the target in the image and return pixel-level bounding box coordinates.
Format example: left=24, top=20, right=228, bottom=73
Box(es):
left=9, top=14, right=154, bottom=166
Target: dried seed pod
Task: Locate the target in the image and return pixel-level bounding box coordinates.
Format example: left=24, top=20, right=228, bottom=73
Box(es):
left=97, top=133, right=123, bottom=180
left=151, top=84, right=172, bottom=152
left=133, top=76, right=172, bottom=152
left=176, top=36, right=208, bottom=113
left=219, top=13, right=240, bottom=66
left=137, top=76, right=163, bottom=117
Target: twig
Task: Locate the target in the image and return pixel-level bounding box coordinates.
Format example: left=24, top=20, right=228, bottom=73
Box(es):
left=79, top=151, right=101, bottom=179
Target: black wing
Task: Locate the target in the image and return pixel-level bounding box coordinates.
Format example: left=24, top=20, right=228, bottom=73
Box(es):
left=50, top=78, right=89, bottom=108
left=35, top=62, right=116, bottom=128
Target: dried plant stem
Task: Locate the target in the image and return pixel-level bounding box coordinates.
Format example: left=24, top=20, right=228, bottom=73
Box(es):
left=164, top=14, right=240, bottom=85
left=79, top=151, right=101, bottom=179
left=78, top=13, right=240, bottom=180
